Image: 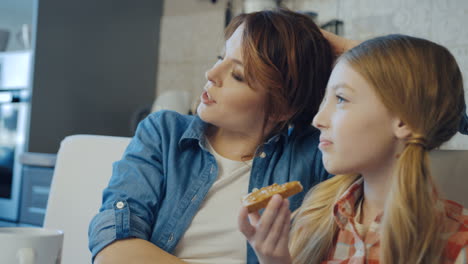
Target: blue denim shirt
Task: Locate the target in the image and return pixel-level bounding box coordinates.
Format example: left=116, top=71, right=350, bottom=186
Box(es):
left=88, top=110, right=330, bottom=263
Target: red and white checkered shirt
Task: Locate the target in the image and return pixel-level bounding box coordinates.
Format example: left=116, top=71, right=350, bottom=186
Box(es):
left=323, top=178, right=468, bottom=264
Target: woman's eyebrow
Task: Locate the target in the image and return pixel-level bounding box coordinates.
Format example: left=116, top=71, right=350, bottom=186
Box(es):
left=222, top=45, right=243, bottom=66
left=232, top=58, right=244, bottom=67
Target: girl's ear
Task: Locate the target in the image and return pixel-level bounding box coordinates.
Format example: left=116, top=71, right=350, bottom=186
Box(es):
left=393, top=118, right=412, bottom=139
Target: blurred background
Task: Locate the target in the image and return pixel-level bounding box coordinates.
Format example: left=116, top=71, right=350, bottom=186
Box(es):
left=0, top=0, right=467, bottom=226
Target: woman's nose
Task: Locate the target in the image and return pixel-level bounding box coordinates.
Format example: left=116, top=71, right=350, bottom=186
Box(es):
left=205, top=64, right=223, bottom=87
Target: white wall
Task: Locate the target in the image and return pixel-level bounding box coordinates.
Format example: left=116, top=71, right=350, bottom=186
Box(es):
left=290, top=0, right=468, bottom=149
left=157, top=0, right=468, bottom=149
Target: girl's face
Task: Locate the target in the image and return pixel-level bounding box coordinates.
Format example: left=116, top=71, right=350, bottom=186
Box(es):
left=313, top=61, right=401, bottom=176
left=197, top=25, right=268, bottom=135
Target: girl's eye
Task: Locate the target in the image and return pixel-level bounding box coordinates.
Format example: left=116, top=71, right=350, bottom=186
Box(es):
left=232, top=72, right=244, bottom=82
left=336, top=95, right=347, bottom=104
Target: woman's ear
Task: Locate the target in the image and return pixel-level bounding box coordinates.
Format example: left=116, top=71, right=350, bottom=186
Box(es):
left=393, top=118, right=412, bottom=139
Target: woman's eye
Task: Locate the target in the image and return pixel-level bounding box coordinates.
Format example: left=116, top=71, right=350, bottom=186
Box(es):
left=232, top=72, right=244, bottom=82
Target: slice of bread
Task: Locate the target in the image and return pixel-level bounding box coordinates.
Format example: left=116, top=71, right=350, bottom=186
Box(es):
left=241, top=181, right=303, bottom=213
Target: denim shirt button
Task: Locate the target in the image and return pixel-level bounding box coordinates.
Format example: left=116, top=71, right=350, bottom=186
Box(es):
left=191, top=195, right=197, bottom=202
left=260, top=152, right=267, bottom=158
left=168, top=233, right=174, bottom=242
left=115, top=201, right=125, bottom=209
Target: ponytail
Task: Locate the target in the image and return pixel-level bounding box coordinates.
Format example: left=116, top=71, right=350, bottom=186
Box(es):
left=381, top=142, right=445, bottom=263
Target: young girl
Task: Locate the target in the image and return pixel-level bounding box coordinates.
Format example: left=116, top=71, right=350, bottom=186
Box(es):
left=239, top=34, right=468, bottom=263
left=89, top=9, right=335, bottom=264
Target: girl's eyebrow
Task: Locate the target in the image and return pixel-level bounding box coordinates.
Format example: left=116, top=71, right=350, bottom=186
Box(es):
left=330, top=83, right=355, bottom=93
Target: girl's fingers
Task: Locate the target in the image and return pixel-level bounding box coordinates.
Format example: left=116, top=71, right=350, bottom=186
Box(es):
left=238, top=206, right=256, bottom=240
left=263, top=198, right=290, bottom=250
left=255, top=194, right=284, bottom=242
left=275, top=204, right=291, bottom=252
left=248, top=211, right=261, bottom=227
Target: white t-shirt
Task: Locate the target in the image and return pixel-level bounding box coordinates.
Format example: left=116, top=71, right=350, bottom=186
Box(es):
left=173, top=140, right=252, bottom=264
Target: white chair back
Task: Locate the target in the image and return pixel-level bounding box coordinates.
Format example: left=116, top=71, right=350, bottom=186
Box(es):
left=44, top=135, right=131, bottom=264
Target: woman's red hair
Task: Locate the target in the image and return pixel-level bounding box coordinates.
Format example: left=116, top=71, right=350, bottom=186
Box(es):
left=225, top=8, right=333, bottom=134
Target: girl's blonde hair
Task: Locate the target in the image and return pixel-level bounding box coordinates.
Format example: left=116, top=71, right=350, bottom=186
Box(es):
left=290, top=34, right=465, bottom=264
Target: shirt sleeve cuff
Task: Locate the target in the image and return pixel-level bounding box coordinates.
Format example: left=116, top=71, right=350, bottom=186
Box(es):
left=88, top=206, right=152, bottom=260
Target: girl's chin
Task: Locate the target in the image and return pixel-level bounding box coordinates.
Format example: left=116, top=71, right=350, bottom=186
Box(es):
left=325, top=165, right=359, bottom=176
left=323, top=160, right=346, bottom=175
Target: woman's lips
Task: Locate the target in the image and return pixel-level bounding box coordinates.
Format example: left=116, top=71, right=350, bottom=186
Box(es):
left=201, top=91, right=216, bottom=105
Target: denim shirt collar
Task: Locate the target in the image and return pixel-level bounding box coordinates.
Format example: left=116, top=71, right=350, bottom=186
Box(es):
left=178, top=115, right=208, bottom=149
left=178, top=115, right=292, bottom=150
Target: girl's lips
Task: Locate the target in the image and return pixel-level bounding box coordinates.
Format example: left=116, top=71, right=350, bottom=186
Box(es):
left=201, top=91, right=216, bottom=105
left=318, top=139, right=333, bottom=149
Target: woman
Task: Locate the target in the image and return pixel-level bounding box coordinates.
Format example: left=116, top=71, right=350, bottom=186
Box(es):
left=239, top=34, right=468, bottom=263
left=89, top=8, right=335, bottom=264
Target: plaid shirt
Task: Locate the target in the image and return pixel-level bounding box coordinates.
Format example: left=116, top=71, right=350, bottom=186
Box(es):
left=323, top=178, right=468, bottom=264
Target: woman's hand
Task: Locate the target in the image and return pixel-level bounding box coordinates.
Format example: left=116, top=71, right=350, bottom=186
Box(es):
left=320, top=29, right=360, bottom=57
left=238, top=194, right=293, bottom=264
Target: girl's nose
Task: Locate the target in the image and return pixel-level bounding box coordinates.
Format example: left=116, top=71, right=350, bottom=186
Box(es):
left=312, top=103, right=329, bottom=130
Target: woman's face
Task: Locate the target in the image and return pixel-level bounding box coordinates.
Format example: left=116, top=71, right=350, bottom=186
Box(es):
left=197, top=25, right=268, bottom=135
left=312, top=61, right=400, bottom=176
